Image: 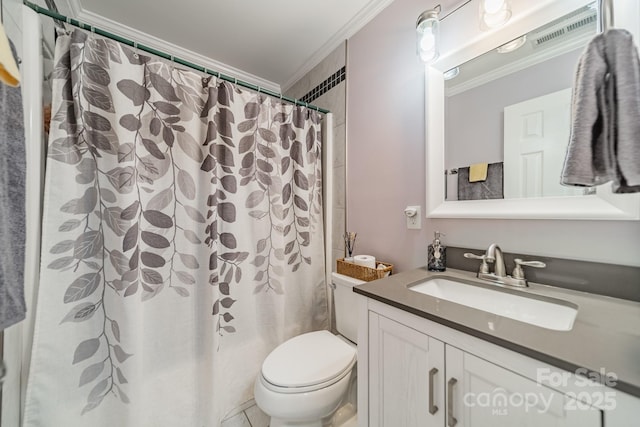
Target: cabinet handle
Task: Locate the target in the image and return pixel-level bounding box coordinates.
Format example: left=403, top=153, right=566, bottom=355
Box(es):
left=428, top=367, right=438, bottom=415
left=447, top=377, right=458, bottom=427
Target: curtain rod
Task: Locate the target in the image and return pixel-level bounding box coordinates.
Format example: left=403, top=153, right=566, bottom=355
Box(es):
left=22, top=0, right=330, bottom=115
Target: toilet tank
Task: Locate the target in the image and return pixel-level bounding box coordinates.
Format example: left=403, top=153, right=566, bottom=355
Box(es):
left=331, top=272, right=365, bottom=343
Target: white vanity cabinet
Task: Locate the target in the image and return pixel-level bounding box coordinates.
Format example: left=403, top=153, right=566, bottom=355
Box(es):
left=445, top=345, right=599, bottom=427
left=368, top=313, right=445, bottom=426
left=359, top=298, right=638, bottom=427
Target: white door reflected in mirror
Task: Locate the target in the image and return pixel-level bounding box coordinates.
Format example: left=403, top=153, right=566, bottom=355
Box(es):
left=503, top=88, right=583, bottom=198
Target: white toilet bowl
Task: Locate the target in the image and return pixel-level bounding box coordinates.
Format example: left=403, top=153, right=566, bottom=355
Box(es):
left=255, top=273, right=364, bottom=426
left=254, top=330, right=356, bottom=427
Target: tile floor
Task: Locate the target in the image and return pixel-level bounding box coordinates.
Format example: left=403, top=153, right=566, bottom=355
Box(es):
left=221, top=403, right=270, bottom=427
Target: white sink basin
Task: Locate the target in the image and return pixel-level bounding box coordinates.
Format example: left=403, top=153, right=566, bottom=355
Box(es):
left=409, top=277, right=577, bottom=331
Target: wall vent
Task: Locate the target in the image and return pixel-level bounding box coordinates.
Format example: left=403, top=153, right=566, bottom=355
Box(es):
left=566, top=15, right=597, bottom=33
left=533, top=12, right=596, bottom=47
left=535, top=28, right=567, bottom=45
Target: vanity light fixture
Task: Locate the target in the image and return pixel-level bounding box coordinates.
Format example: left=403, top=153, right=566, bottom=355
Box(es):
left=416, top=7, right=441, bottom=63
left=496, top=35, right=526, bottom=53
left=479, top=0, right=512, bottom=30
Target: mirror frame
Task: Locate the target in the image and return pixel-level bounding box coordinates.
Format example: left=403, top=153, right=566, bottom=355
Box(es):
left=425, top=0, right=640, bottom=220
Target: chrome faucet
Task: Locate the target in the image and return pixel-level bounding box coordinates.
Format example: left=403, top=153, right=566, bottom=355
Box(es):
left=464, top=243, right=546, bottom=288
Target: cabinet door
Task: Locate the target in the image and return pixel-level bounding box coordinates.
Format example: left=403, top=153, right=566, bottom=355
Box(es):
left=445, top=346, right=601, bottom=427
left=368, top=313, right=445, bottom=427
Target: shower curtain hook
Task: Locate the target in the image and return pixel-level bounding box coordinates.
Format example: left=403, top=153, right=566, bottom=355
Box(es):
left=133, top=41, right=139, bottom=59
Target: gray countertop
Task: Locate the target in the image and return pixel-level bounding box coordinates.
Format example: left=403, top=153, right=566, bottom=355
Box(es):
left=353, top=267, right=640, bottom=398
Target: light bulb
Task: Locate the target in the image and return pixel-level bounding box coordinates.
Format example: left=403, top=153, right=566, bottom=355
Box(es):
left=483, top=0, right=504, bottom=14
left=480, top=0, right=511, bottom=30
left=416, top=9, right=440, bottom=63
left=420, top=28, right=436, bottom=52
left=496, top=35, right=526, bottom=53
left=443, top=67, right=459, bottom=80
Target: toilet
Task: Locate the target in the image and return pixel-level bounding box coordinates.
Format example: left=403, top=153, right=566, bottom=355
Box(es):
left=254, top=272, right=364, bottom=427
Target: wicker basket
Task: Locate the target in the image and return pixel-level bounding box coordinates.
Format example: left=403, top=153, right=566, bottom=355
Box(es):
left=336, top=258, right=393, bottom=282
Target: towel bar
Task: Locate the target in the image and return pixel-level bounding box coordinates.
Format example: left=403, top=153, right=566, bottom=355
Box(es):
left=598, top=0, right=614, bottom=33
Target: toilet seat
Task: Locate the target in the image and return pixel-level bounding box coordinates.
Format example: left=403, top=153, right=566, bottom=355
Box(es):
left=260, top=330, right=356, bottom=394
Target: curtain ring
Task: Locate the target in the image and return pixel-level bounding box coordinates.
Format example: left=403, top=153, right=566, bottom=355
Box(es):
left=133, top=41, right=139, bottom=59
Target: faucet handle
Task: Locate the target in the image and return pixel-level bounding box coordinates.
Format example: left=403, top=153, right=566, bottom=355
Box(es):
left=512, top=258, right=546, bottom=280
left=464, top=252, right=489, bottom=274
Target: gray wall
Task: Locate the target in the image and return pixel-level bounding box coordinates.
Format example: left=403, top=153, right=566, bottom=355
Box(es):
left=346, top=0, right=640, bottom=272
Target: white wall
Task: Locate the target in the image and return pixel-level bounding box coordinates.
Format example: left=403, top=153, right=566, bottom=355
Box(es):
left=347, top=0, right=640, bottom=271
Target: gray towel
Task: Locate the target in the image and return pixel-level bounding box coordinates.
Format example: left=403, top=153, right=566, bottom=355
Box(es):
left=458, top=162, right=504, bottom=201
left=561, top=29, right=640, bottom=193
left=0, top=39, right=26, bottom=330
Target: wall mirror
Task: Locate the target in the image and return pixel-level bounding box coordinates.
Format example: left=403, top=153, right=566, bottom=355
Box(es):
left=425, top=0, right=640, bottom=219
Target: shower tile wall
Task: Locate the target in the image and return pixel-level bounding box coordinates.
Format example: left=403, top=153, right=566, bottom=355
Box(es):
left=285, top=42, right=347, bottom=272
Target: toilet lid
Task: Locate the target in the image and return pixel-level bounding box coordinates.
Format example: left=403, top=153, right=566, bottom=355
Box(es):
left=262, top=330, right=356, bottom=388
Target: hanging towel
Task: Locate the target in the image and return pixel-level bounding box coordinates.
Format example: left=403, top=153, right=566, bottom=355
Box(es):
left=561, top=29, right=640, bottom=193
left=458, top=162, right=504, bottom=200
left=0, top=23, right=20, bottom=87
left=469, top=163, right=488, bottom=182
left=0, top=39, right=26, bottom=330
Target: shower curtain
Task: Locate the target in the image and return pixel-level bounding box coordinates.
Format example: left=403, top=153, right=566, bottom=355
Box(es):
left=23, top=30, right=328, bottom=426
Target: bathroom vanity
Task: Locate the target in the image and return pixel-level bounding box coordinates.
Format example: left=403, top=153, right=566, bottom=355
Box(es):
left=354, top=268, right=640, bottom=427
left=353, top=0, right=640, bottom=424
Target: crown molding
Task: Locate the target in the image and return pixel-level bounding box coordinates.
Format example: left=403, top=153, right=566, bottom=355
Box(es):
left=281, top=0, right=394, bottom=92
left=63, top=2, right=280, bottom=92
left=51, top=0, right=394, bottom=94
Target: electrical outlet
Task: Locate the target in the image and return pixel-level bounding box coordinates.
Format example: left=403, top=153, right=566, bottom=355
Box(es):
left=405, top=205, right=421, bottom=229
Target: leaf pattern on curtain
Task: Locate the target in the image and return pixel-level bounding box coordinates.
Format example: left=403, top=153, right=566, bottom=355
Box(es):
left=40, top=29, right=326, bottom=417
left=201, top=84, right=323, bottom=335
